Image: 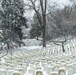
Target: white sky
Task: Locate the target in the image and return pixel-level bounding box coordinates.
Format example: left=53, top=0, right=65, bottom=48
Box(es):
left=48, top=0, right=71, bottom=8
left=51, top=0, right=70, bottom=4
left=24, top=0, right=71, bottom=19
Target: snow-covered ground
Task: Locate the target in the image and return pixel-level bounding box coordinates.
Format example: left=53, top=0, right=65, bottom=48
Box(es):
left=0, top=38, right=76, bottom=75
left=22, top=39, right=42, bottom=46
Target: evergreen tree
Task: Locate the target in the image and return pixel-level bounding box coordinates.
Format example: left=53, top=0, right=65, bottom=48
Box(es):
left=30, top=14, right=42, bottom=40
left=0, top=0, right=27, bottom=41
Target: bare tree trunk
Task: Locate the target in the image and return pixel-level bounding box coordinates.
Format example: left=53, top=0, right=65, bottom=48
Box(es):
left=62, top=42, right=65, bottom=52
left=40, top=0, right=47, bottom=47
left=42, top=13, right=46, bottom=47
left=10, top=49, right=12, bottom=60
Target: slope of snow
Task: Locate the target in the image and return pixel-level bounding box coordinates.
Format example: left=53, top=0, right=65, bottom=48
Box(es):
left=17, top=46, right=42, bottom=51
left=22, top=39, right=42, bottom=46
left=0, top=38, right=76, bottom=75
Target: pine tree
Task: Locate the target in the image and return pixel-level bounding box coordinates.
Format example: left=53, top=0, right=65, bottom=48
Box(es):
left=30, top=14, right=42, bottom=40
left=0, top=0, right=27, bottom=41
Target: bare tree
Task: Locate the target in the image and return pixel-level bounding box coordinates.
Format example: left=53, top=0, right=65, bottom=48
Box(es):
left=25, top=0, right=47, bottom=47
left=47, top=5, right=75, bottom=52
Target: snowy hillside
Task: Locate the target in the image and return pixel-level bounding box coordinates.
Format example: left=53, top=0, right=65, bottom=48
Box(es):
left=22, top=39, right=42, bottom=46
left=0, top=38, right=76, bottom=75
left=0, top=0, right=76, bottom=75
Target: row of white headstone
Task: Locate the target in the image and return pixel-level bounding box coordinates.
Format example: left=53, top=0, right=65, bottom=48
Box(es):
left=0, top=49, right=76, bottom=75
left=0, top=38, right=76, bottom=75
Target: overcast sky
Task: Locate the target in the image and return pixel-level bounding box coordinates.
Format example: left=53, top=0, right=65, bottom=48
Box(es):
left=51, top=0, right=70, bottom=5
left=24, top=0, right=71, bottom=19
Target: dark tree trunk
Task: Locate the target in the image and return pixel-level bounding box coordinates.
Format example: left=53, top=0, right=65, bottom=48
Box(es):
left=62, top=42, right=65, bottom=52
left=42, top=14, right=46, bottom=47
left=42, top=0, right=47, bottom=47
